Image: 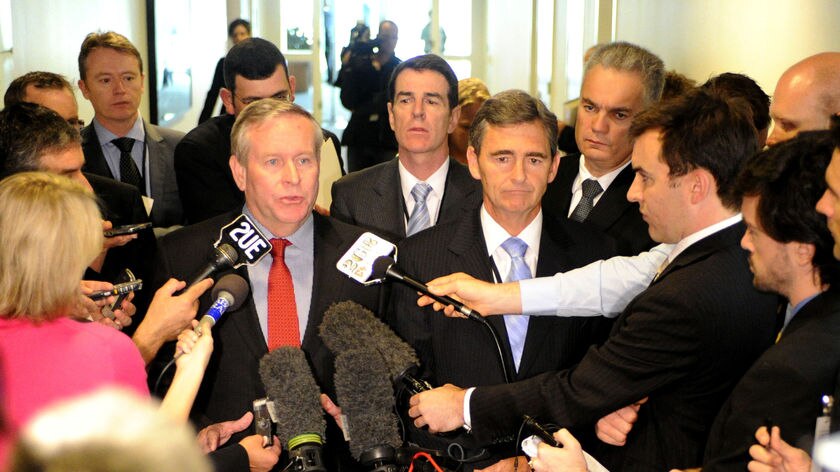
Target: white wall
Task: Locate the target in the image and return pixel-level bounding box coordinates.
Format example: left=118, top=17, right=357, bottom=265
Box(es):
left=484, top=0, right=533, bottom=94
left=613, top=0, right=840, bottom=95
left=2, top=0, right=227, bottom=133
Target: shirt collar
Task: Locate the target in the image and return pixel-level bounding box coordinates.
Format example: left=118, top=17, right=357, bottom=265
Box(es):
left=93, top=115, right=145, bottom=144
left=480, top=204, right=543, bottom=257
left=242, top=206, right=315, bottom=254
left=573, top=155, right=630, bottom=194
left=398, top=157, right=450, bottom=201
left=665, top=213, right=743, bottom=264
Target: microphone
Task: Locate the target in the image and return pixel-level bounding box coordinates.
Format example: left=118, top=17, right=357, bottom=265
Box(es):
left=259, top=347, right=327, bottom=472
left=320, top=301, right=430, bottom=394
left=334, top=347, right=401, bottom=472
left=187, top=243, right=238, bottom=287
left=188, top=213, right=273, bottom=286
left=195, top=274, right=250, bottom=335
left=371, top=256, right=482, bottom=322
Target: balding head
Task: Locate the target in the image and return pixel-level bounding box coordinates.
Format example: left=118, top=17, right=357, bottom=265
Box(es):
left=767, top=52, right=840, bottom=146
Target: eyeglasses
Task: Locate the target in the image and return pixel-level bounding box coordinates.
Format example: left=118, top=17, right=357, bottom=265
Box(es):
left=232, top=90, right=291, bottom=106
left=67, top=118, right=85, bottom=132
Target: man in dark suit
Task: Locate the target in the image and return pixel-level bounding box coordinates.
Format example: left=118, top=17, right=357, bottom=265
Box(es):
left=3, top=71, right=155, bottom=291
left=698, top=132, right=840, bottom=470
left=407, top=88, right=780, bottom=470
left=542, top=42, right=663, bottom=256
left=77, top=31, right=184, bottom=234
left=330, top=54, right=482, bottom=243
left=175, top=38, right=343, bottom=226
left=150, top=100, right=381, bottom=471
left=388, top=90, right=615, bottom=468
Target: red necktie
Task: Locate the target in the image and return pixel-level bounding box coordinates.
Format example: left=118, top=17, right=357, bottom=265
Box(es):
left=267, top=238, right=300, bottom=348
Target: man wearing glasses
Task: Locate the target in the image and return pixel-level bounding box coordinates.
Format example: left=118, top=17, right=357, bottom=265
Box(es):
left=3, top=71, right=155, bottom=293
left=175, top=37, right=343, bottom=225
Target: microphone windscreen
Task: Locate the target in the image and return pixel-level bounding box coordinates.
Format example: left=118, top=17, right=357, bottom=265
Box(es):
left=371, top=256, right=395, bottom=281
left=334, top=347, right=401, bottom=460
left=210, top=274, right=250, bottom=311
left=259, top=347, right=326, bottom=446
left=319, top=301, right=419, bottom=379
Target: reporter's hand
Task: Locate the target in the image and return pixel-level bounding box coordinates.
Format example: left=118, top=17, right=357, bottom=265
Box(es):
left=420, top=272, right=521, bottom=317
left=197, top=411, right=254, bottom=453
left=531, top=429, right=587, bottom=472
left=595, top=397, right=647, bottom=446
left=175, top=320, right=214, bottom=374
left=748, top=426, right=811, bottom=472
left=101, top=220, right=138, bottom=249
left=239, top=434, right=282, bottom=472
left=320, top=394, right=344, bottom=432
left=408, top=384, right=466, bottom=433
left=76, top=280, right=120, bottom=328
left=132, top=278, right=213, bottom=363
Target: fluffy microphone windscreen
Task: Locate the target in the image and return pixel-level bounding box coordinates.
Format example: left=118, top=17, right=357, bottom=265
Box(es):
left=319, top=301, right=419, bottom=379
left=334, top=347, right=401, bottom=460
left=259, top=347, right=326, bottom=445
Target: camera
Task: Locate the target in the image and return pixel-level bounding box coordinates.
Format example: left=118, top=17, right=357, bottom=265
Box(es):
left=350, top=38, right=381, bottom=56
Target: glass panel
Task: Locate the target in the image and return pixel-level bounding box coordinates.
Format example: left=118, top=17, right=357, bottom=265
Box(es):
left=535, top=0, right=554, bottom=105
left=282, top=1, right=315, bottom=52
left=439, top=1, right=471, bottom=57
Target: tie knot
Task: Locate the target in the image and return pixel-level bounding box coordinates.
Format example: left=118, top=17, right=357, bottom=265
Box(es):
left=581, top=179, right=603, bottom=199
left=270, top=238, right=292, bottom=258
left=411, top=182, right=433, bottom=203
left=501, top=237, right=528, bottom=259
left=112, top=137, right=135, bottom=153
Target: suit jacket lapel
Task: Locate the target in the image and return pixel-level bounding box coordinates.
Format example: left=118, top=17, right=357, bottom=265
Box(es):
left=302, top=213, right=344, bottom=353
left=652, top=221, right=745, bottom=286
left=448, top=210, right=515, bottom=376
left=144, top=121, right=167, bottom=204
left=373, top=159, right=407, bottom=239
left=586, top=163, right=635, bottom=229
left=81, top=125, right=114, bottom=179
left=228, top=264, right=269, bottom=360
left=551, top=154, right=580, bottom=216
left=439, top=158, right=480, bottom=223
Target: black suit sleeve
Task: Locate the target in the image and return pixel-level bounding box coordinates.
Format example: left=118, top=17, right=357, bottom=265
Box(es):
left=469, top=286, right=704, bottom=443
left=329, top=179, right=354, bottom=225
left=175, top=135, right=241, bottom=224
left=199, top=58, right=225, bottom=124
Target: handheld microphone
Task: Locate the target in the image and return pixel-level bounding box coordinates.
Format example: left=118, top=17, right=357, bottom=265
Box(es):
left=187, top=213, right=273, bottom=286
left=187, top=243, right=238, bottom=287
left=371, top=256, right=483, bottom=322
left=335, top=232, right=397, bottom=286
left=195, top=273, right=250, bottom=335
left=259, top=347, right=327, bottom=472
left=334, top=347, right=401, bottom=472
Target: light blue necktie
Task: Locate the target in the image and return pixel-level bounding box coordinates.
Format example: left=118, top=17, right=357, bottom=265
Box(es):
left=501, top=237, right=531, bottom=372
left=406, top=182, right=433, bottom=236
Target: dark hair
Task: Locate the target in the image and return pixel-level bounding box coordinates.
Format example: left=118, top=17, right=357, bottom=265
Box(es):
left=228, top=18, right=251, bottom=38
left=630, top=87, right=757, bottom=210
left=4, top=72, right=73, bottom=108
left=469, top=89, right=558, bottom=157
left=223, top=38, right=288, bottom=92
left=78, top=31, right=143, bottom=80
left=387, top=54, right=458, bottom=110
left=661, top=70, right=696, bottom=101
left=702, top=72, right=771, bottom=133
left=736, top=131, right=840, bottom=286
left=832, top=114, right=840, bottom=150
left=0, top=103, right=80, bottom=179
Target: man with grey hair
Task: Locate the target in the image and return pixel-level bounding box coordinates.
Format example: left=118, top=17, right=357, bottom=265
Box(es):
left=766, top=52, right=840, bottom=146
left=387, top=89, right=616, bottom=469
left=149, top=98, right=382, bottom=471
left=543, top=41, right=664, bottom=255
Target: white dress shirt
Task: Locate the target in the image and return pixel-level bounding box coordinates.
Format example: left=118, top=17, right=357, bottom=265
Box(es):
left=398, top=158, right=449, bottom=231
left=567, top=156, right=631, bottom=218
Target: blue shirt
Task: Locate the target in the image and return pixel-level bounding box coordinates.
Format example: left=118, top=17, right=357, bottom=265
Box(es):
left=93, top=116, right=149, bottom=196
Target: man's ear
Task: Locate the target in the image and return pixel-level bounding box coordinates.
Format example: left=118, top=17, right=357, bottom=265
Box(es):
left=466, top=146, right=481, bottom=181
left=688, top=168, right=713, bottom=205
left=78, top=79, right=91, bottom=100
left=221, top=88, right=236, bottom=115
left=230, top=155, right=246, bottom=191
left=387, top=102, right=396, bottom=132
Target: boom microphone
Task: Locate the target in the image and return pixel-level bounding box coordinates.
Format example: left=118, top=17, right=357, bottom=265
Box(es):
left=188, top=213, right=273, bottom=287
left=259, top=347, right=327, bottom=472
left=334, top=347, right=401, bottom=472
left=371, top=256, right=483, bottom=322
left=320, top=301, right=430, bottom=394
